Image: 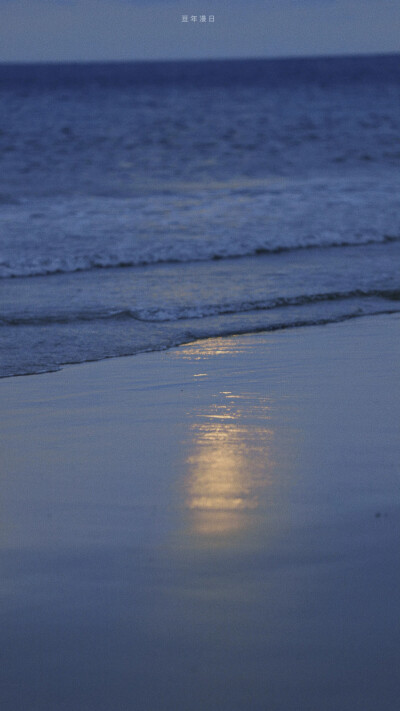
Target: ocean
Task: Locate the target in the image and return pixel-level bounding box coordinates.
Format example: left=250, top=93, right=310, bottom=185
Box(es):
left=1, top=54, right=399, bottom=377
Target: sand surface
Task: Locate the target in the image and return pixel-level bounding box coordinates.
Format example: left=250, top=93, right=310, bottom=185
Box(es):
left=1, top=314, right=400, bottom=711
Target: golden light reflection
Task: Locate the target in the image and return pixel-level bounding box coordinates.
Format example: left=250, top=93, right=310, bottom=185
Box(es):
left=185, top=401, right=275, bottom=540
left=177, top=336, right=249, bottom=360
left=173, top=336, right=277, bottom=543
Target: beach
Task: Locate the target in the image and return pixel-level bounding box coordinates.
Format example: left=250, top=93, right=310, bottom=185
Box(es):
left=1, top=50, right=400, bottom=711
left=1, top=313, right=399, bottom=710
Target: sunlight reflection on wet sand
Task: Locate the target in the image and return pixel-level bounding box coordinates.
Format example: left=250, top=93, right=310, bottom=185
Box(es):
left=178, top=338, right=276, bottom=542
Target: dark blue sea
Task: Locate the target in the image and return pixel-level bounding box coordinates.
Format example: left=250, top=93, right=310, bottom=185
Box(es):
left=1, top=54, right=400, bottom=376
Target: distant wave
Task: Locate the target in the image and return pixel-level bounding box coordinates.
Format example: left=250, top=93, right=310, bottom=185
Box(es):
left=0, top=193, right=20, bottom=206
left=2, top=288, right=399, bottom=327
left=1, top=234, right=399, bottom=279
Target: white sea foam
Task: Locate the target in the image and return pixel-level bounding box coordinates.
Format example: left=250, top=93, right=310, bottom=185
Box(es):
left=0, top=175, right=399, bottom=278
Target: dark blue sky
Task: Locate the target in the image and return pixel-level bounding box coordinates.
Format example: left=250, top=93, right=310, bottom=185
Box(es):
left=1, top=0, right=399, bottom=63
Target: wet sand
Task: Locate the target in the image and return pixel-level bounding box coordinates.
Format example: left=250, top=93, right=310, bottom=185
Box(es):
left=1, top=314, right=399, bottom=711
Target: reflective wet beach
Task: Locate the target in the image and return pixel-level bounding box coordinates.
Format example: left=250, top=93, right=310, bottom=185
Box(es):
left=1, top=317, right=399, bottom=710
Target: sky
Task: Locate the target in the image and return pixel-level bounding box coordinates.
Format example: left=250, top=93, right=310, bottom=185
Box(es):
left=0, top=0, right=399, bottom=63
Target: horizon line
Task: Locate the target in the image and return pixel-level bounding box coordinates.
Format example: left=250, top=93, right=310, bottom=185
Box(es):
left=0, top=49, right=399, bottom=68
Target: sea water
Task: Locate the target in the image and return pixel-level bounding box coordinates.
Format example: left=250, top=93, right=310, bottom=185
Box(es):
left=1, top=55, right=400, bottom=377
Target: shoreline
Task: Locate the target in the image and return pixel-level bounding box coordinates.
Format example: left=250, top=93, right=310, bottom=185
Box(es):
left=1, top=313, right=399, bottom=710
left=2, top=307, right=399, bottom=381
